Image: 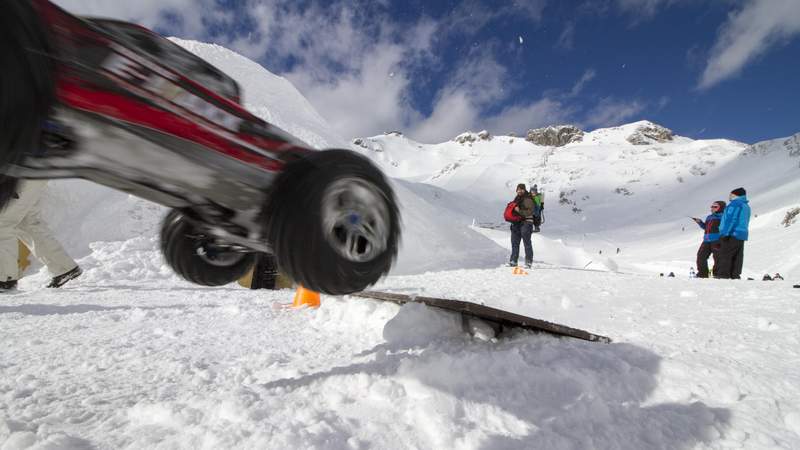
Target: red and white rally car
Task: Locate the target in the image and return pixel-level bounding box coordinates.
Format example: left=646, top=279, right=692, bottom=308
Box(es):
left=0, top=0, right=400, bottom=295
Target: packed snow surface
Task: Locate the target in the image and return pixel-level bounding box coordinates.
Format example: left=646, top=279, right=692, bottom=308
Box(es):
left=3, top=265, right=800, bottom=449
left=3, top=40, right=800, bottom=449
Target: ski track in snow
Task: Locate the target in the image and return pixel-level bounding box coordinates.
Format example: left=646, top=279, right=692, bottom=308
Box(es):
left=2, top=265, right=800, bottom=449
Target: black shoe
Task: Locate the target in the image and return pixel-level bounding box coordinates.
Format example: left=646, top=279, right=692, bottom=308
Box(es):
left=0, top=280, right=18, bottom=292
left=47, top=266, right=82, bottom=288
left=533, top=227, right=540, bottom=233
left=524, top=263, right=532, bottom=269
left=507, top=262, right=517, bottom=267
left=667, top=272, right=675, bottom=278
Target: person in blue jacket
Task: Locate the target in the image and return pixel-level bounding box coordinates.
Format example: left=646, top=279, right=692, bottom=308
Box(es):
left=691, top=200, right=725, bottom=278
left=715, top=187, right=751, bottom=279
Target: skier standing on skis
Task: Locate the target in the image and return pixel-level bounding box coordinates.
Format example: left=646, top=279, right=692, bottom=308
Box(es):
left=530, top=185, right=544, bottom=233
left=715, top=187, right=751, bottom=279
left=508, top=183, right=535, bottom=268
left=691, top=200, right=725, bottom=278
left=0, top=180, right=82, bottom=291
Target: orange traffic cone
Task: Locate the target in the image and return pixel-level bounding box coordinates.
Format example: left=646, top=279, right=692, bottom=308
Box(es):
left=512, top=266, right=528, bottom=275
left=292, top=285, right=321, bottom=308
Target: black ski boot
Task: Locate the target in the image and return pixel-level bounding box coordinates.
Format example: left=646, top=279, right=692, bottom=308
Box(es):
left=47, top=266, right=82, bottom=288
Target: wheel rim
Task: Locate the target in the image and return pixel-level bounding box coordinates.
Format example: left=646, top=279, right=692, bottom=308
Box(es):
left=194, top=240, right=248, bottom=267
left=321, top=177, right=391, bottom=263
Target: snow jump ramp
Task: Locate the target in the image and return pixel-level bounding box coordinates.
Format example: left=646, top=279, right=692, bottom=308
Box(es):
left=353, top=291, right=611, bottom=343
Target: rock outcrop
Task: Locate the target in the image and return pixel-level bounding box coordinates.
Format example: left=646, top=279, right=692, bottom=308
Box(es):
left=626, top=122, right=674, bottom=145
left=525, top=125, right=584, bottom=147
left=453, top=130, right=492, bottom=144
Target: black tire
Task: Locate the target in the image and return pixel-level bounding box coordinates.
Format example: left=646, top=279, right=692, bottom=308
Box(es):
left=160, top=210, right=256, bottom=286
left=265, top=149, right=400, bottom=295
left=0, top=0, right=56, bottom=208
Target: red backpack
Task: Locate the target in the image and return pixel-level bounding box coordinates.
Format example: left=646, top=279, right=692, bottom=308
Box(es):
left=504, top=201, right=523, bottom=222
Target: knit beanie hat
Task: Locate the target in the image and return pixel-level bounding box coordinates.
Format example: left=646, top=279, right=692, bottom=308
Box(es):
left=730, top=187, right=746, bottom=197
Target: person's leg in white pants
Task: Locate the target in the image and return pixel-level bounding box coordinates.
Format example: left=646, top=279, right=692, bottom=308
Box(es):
left=0, top=180, right=77, bottom=284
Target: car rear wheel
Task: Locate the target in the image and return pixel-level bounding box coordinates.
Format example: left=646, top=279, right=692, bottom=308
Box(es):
left=160, top=210, right=256, bottom=286
left=264, top=149, right=400, bottom=295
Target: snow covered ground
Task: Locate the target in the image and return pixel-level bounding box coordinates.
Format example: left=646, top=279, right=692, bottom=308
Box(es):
left=3, top=40, right=800, bottom=449
left=3, top=265, right=800, bottom=449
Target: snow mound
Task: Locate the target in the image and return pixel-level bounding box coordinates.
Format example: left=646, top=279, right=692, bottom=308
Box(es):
left=382, top=302, right=463, bottom=347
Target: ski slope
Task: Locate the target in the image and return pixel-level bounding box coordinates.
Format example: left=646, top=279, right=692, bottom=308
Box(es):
left=3, top=40, right=800, bottom=449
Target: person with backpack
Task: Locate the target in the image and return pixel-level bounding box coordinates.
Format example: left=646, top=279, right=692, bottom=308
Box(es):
left=691, top=200, right=725, bottom=278
left=715, top=187, right=751, bottom=279
left=504, top=183, right=535, bottom=268
left=530, top=185, right=544, bottom=232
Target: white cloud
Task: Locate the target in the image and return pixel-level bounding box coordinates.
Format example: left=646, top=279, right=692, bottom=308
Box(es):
left=484, top=99, right=575, bottom=135
left=287, top=44, right=419, bottom=140
left=444, top=0, right=547, bottom=35
left=408, top=57, right=580, bottom=141
left=408, top=50, right=509, bottom=142
left=615, top=0, right=678, bottom=20
left=699, top=0, right=800, bottom=89
left=52, top=0, right=217, bottom=36
left=557, top=22, right=576, bottom=50
left=568, top=69, right=597, bottom=97
left=584, top=97, right=645, bottom=128
left=410, top=93, right=480, bottom=143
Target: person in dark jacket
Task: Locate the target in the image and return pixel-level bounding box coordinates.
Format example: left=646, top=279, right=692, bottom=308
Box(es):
left=509, top=183, right=534, bottom=268
left=715, top=187, right=751, bottom=279
left=692, top=200, right=725, bottom=278
left=530, top=185, right=544, bottom=232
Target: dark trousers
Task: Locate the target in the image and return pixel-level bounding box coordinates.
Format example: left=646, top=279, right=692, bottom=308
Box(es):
left=696, top=242, right=720, bottom=278
left=510, top=222, right=533, bottom=265
left=251, top=253, right=278, bottom=289
left=715, top=237, right=745, bottom=279
left=532, top=215, right=542, bottom=231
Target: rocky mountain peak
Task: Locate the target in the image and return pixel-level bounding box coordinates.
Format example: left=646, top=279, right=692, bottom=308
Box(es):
left=625, top=121, right=674, bottom=145
left=525, top=125, right=584, bottom=147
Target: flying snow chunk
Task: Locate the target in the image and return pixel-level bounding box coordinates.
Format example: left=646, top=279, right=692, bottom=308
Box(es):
left=518, top=36, right=524, bottom=44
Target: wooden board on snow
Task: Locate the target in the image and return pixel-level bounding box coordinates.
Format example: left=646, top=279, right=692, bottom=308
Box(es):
left=352, top=290, right=611, bottom=343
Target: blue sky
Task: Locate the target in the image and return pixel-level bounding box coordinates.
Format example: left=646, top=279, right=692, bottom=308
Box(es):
left=56, top=0, right=800, bottom=143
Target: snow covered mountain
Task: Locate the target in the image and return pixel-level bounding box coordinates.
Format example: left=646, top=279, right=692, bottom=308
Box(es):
left=352, top=121, right=800, bottom=278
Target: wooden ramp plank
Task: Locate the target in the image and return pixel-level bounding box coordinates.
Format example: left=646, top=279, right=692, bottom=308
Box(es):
left=352, top=290, right=611, bottom=343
